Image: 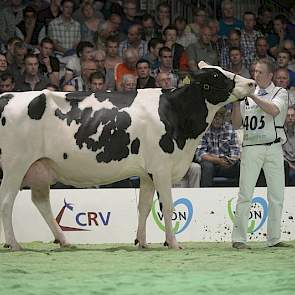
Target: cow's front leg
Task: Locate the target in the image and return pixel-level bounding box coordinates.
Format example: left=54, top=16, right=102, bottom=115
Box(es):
left=153, top=174, right=182, bottom=249
left=31, top=185, right=72, bottom=248
left=135, top=177, right=155, bottom=248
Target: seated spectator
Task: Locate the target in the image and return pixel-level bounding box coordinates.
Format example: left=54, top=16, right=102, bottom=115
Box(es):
left=104, top=36, right=122, bottom=70
left=255, top=4, right=273, bottom=36
left=249, top=61, right=257, bottom=79
left=283, top=106, right=295, bottom=185
left=120, top=0, right=141, bottom=36
left=38, top=37, right=60, bottom=87
left=89, top=71, right=106, bottom=91
left=155, top=2, right=171, bottom=36
left=186, top=25, right=218, bottom=72
left=143, top=37, right=164, bottom=71
left=218, top=0, right=243, bottom=40
left=174, top=16, right=197, bottom=49
left=141, top=14, right=161, bottom=42
left=247, top=36, right=275, bottom=67
left=240, top=11, right=263, bottom=70
left=118, top=24, right=148, bottom=58
left=0, top=54, right=8, bottom=74
left=48, top=0, right=81, bottom=57
left=136, top=59, right=155, bottom=89
left=0, top=0, right=25, bottom=44
left=5, top=37, right=23, bottom=66
left=73, top=0, right=104, bottom=24
left=196, top=107, right=241, bottom=187
left=208, top=17, right=225, bottom=56
left=16, top=6, right=43, bottom=48
left=69, top=59, right=97, bottom=91
left=114, top=47, right=139, bottom=91
left=93, top=49, right=116, bottom=90
left=267, top=15, right=292, bottom=57
left=0, top=72, right=15, bottom=93
left=163, top=25, right=184, bottom=70
left=121, top=74, right=137, bottom=92
left=79, top=1, right=103, bottom=44
left=281, top=39, right=295, bottom=72
left=227, top=47, right=250, bottom=78
left=155, top=71, right=172, bottom=89
left=273, top=68, right=295, bottom=106
left=14, top=53, right=50, bottom=91
left=276, top=49, right=295, bottom=88
left=185, top=6, right=208, bottom=39
left=7, top=41, right=28, bottom=82
left=63, top=41, right=95, bottom=84
left=219, top=29, right=241, bottom=69
left=152, top=46, right=179, bottom=88
left=37, top=0, right=61, bottom=35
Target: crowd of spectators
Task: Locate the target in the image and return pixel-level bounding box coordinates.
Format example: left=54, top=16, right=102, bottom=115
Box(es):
left=0, top=0, right=295, bottom=188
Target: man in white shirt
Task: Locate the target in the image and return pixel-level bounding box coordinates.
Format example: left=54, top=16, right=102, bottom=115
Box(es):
left=231, top=58, right=292, bottom=249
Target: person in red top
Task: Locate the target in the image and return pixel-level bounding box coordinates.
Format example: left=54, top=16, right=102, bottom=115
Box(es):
left=114, top=47, right=139, bottom=90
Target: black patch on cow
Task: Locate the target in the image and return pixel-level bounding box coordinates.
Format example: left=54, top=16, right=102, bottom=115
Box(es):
left=94, top=90, right=137, bottom=109
left=28, top=94, right=46, bottom=120
left=1, top=117, right=6, bottom=126
left=0, top=148, right=1, bottom=154
left=148, top=173, right=153, bottom=181
left=56, top=100, right=133, bottom=163
left=131, top=138, right=140, bottom=154
left=0, top=94, right=13, bottom=119
left=158, top=69, right=235, bottom=153
left=65, top=91, right=92, bottom=102
left=63, top=153, right=68, bottom=159
left=55, top=101, right=82, bottom=126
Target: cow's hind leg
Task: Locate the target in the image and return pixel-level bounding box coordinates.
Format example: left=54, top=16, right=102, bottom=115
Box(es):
left=31, top=185, right=72, bottom=248
left=153, top=174, right=182, bottom=249
left=0, top=164, right=30, bottom=251
left=135, top=176, right=155, bottom=248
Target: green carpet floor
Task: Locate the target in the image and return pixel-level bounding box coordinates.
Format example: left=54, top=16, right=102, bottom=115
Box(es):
left=0, top=241, right=295, bottom=295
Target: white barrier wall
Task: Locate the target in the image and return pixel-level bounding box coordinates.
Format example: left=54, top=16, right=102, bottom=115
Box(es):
left=1, top=188, right=295, bottom=244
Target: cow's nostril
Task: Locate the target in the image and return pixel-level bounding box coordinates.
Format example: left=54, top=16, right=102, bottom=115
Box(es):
left=248, top=83, right=255, bottom=88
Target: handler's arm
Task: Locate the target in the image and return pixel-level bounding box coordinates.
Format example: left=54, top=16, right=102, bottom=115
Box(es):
left=249, top=94, right=280, bottom=117
left=231, top=101, right=243, bottom=129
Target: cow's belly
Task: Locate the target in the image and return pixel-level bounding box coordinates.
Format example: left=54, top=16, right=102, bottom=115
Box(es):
left=23, top=155, right=144, bottom=188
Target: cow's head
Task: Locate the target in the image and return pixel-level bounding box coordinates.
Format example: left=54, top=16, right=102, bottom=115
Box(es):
left=197, top=61, right=256, bottom=105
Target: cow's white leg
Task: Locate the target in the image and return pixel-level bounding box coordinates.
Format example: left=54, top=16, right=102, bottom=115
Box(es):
left=31, top=185, right=72, bottom=248
left=0, top=166, right=29, bottom=251
left=153, top=174, right=182, bottom=249
left=135, top=177, right=155, bottom=248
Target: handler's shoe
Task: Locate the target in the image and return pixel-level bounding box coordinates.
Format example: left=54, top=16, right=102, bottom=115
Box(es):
left=268, top=242, right=294, bottom=248
left=232, top=242, right=251, bottom=250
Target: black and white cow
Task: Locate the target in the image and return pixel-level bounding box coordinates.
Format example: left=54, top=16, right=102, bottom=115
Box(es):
left=0, top=61, right=255, bottom=250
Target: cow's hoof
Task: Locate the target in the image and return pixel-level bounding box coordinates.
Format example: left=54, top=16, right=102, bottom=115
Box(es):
left=10, top=243, right=23, bottom=251
left=135, top=238, right=149, bottom=249
left=3, top=243, right=10, bottom=248
left=164, top=241, right=183, bottom=249
left=53, top=239, right=60, bottom=244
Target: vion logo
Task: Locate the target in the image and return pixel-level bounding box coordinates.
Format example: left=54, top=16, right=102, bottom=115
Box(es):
left=56, top=199, right=111, bottom=231
left=228, top=196, right=268, bottom=233
left=152, top=197, right=193, bottom=234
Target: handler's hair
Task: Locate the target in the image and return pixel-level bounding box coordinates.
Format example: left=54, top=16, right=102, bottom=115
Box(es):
left=257, top=58, right=275, bottom=74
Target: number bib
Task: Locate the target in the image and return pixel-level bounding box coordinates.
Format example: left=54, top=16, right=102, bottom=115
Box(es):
left=242, top=99, right=278, bottom=146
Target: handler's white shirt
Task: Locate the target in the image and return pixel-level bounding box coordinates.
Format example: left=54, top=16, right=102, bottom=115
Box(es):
left=240, top=82, right=288, bottom=146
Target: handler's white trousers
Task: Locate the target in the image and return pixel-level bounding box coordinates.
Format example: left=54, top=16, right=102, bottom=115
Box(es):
left=232, top=143, right=284, bottom=246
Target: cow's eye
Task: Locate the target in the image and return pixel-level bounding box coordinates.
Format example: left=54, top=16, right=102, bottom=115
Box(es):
left=213, top=73, right=218, bottom=78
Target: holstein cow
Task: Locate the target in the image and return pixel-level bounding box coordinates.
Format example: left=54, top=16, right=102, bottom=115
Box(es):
left=0, top=61, right=255, bottom=250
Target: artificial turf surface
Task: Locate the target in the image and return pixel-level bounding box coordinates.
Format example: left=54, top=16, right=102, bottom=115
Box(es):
left=0, top=241, right=295, bottom=295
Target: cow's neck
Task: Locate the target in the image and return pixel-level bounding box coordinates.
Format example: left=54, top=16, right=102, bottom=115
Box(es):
left=158, top=83, right=209, bottom=151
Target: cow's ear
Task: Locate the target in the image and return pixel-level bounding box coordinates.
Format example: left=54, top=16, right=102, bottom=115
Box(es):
left=198, top=61, right=210, bottom=69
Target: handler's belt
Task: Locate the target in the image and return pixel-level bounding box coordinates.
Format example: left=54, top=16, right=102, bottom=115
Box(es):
left=246, top=138, right=281, bottom=147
